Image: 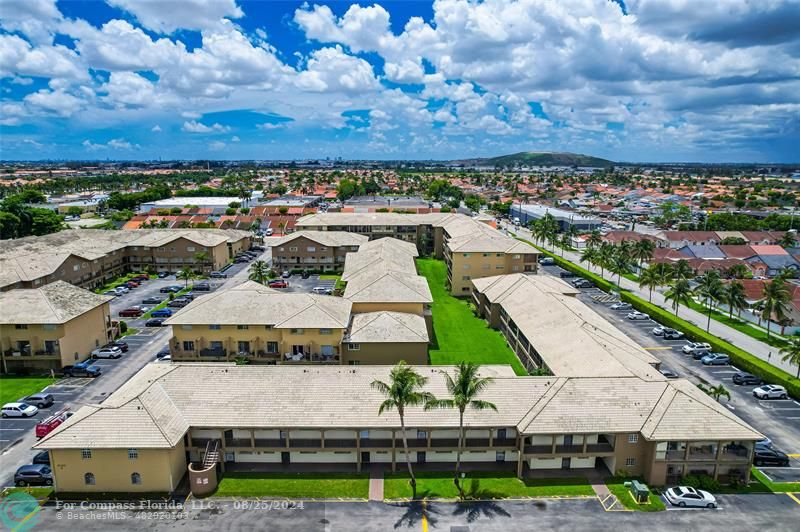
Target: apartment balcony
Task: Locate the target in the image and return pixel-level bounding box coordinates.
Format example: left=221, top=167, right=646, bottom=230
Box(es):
left=323, top=439, right=357, bottom=449
left=199, top=348, right=227, bottom=357
left=720, top=445, right=750, bottom=461
left=524, top=436, right=614, bottom=456
left=666, top=450, right=687, bottom=461
left=290, top=438, right=323, bottom=448
left=254, top=438, right=287, bottom=448
left=359, top=439, right=394, bottom=449
left=224, top=438, right=253, bottom=448
left=191, top=437, right=213, bottom=448
left=281, top=353, right=340, bottom=364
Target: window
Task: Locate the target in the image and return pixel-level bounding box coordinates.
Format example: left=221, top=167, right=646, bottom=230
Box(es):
left=513, top=254, right=521, bottom=259
left=84, top=472, right=95, bottom=485
left=181, top=325, right=193, bottom=331
left=266, top=341, right=278, bottom=353
left=182, top=341, right=194, bottom=351
left=81, top=449, right=92, bottom=459
left=319, top=328, right=332, bottom=335
left=131, top=472, right=141, bottom=485
left=237, top=325, right=249, bottom=330
left=43, top=324, right=56, bottom=331
left=290, top=328, right=304, bottom=335
left=625, top=458, right=637, bottom=467
left=462, top=275, right=471, bottom=280
left=628, top=434, right=639, bottom=444
left=348, top=343, right=360, bottom=351
left=209, top=324, right=221, bottom=330
left=307, top=246, right=316, bottom=252
left=187, top=246, right=195, bottom=252
left=348, top=360, right=360, bottom=365
left=289, top=246, right=298, bottom=252
left=14, top=324, right=28, bottom=330
left=128, top=449, right=138, bottom=459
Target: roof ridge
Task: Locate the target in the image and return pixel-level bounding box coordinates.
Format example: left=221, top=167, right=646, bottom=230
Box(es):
left=386, top=312, right=427, bottom=341
left=640, top=384, right=676, bottom=438
left=517, top=378, right=568, bottom=433
left=673, top=381, right=762, bottom=434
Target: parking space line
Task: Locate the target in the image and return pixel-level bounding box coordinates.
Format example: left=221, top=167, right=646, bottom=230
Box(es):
left=787, top=493, right=800, bottom=505
left=644, top=347, right=673, bottom=350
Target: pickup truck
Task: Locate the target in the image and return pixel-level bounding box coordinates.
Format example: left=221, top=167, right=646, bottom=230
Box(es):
left=62, top=363, right=101, bottom=378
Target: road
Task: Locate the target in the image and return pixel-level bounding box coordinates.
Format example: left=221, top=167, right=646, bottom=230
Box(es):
left=506, top=222, right=799, bottom=376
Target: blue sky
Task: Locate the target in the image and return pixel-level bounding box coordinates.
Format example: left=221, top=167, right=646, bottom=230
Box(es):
left=1, top=0, right=799, bottom=162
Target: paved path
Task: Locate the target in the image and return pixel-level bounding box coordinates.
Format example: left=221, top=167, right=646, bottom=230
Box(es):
left=369, top=470, right=384, bottom=501
left=507, top=223, right=798, bottom=375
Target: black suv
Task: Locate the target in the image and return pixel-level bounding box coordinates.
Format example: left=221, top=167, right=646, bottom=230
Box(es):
left=63, top=364, right=101, bottom=378
left=192, top=283, right=211, bottom=292
left=754, top=447, right=790, bottom=467
left=559, top=271, right=578, bottom=278
left=14, top=464, right=53, bottom=486
left=732, top=372, right=762, bottom=385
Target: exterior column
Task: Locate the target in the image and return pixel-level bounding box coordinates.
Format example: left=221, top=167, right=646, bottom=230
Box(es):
left=250, top=429, right=255, bottom=448
left=321, top=429, right=325, bottom=449
left=220, top=429, right=226, bottom=450
left=356, top=430, right=361, bottom=473
left=391, top=429, right=397, bottom=473
left=489, top=429, right=494, bottom=448
left=427, top=429, right=432, bottom=448
left=551, top=434, right=557, bottom=454
left=516, top=434, right=524, bottom=478
left=582, top=436, right=588, bottom=455
left=684, top=442, right=690, bottom=461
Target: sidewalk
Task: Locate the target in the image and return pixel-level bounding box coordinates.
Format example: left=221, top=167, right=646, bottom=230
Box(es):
left=509, top=224, right=797, bottom=375
left=369, top=469, right=384, bottom=502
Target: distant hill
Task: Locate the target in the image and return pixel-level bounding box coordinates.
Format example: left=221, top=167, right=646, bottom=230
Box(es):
left=459, top=151, right=615, bottom=168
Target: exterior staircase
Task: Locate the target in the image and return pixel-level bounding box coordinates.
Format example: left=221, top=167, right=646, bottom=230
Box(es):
left=203, top=439, right=220, bottom=469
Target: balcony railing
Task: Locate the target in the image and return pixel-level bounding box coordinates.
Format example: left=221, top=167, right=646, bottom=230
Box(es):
left=359, top=439, right=393, bottom=449
left=323, top=439, right=357, bottom=448
left=254, top=438, right=287, bottom=448
left=224, top=438, right=252, bottom=448
left=199, top=348, right=227, bottom=357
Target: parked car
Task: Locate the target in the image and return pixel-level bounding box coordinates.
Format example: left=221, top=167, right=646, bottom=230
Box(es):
left=281, top=270, right=291, bottom=278
left=2, top=402, right=39, bottom=418
left=91, top=346, right=122, bottom=359
left=572, top=279, right=594, bottom=288
left=32, top=450, right=50, bottom=465
left=682, top=342, right=712, bottom=355
left=156, top=347, right=171, bottom=360
left=701, top=353, right=730, bottom=366
left=142, top=296, right=164, bottom=305
left=157, top=271, right=170, bottom=278
left=210, top=271, right=227, bottom=278
left=538, top=257, right=555, bottom=265
left=150, top=308, right=173, bottom=318
left=732, top=372, right=762, bottom=385
left=627, top=311, right=650, bottom=320
left=754, top=447, right=790, bottom=467
left=312, top=286, right=332, bottom=295
left=118, top=307, right=144, bottom=318
left=160, top=285, right=183, bottom=293
left=268, top=280, right=288, bottom=289
left=301, top=270, right=311, bottom=279
left=610, top=302, right=632, bottom=311
left=652, top=325, right=669, bottom=335
left=756, top=437, right=773, bottom=449
left=663, top=329, right=685, bottom=340
left=113, top=286, right=129, bottom=295
left=659, top=368, right=679, bottom=379
left=559, top=271, right=578, bottom=278
left=124, top=281, right=139, bottom=289
left=103, top=290, right=117, bottom=296
left=145, top=318, right=166, bottom=327
left=20, top=393, right=54, bottom=408
left=62, top=364, right=101, bottom=378
left=234, top=257, right=249, bottom=263
left=251, top=245, right=265, bottom=251
left=167, top=298, right=190, bottom=308
left=664, top=486, right=717, bottom=508
left=106, top=340, right=129, bottom=352
left=14, top=464, right=52, bottom=487
left=753, top=384, right=788, bottom=400
left=193, top=283, right=211, bottom=291
left=692, top=349, right=720, bottom=360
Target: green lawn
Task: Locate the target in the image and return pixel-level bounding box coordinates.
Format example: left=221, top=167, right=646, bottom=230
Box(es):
left=92, top=272, right=154, bottom=294
left=384, top=471, right=594, bottom=500
left=0, top=375, right=59, bottom=404
left=0, top=487, right=53, bottom=500
left=319, top=274, right=347, bottom=291
left=119, top=327, right=139, bottom=338
left=750, top=467, right=800, bottom=493
left=604, top=478, right=666, bottom=512
left=416, top=259, right=527, bottom=375
left=212, top=472, right=369, bottom=499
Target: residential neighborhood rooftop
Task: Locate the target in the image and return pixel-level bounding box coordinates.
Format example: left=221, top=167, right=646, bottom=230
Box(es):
left=0, top=280, right=112, bottom=324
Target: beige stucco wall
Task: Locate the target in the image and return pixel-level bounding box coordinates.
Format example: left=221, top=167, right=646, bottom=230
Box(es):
left=341, top=342, right=428, bottom=365
left=50, top=443, right=186, bottom=493
left=612, top=433, right=650, bottom=477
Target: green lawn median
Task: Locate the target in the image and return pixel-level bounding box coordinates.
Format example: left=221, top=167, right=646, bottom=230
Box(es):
left=143, top=287, right=191, bottom=318
left=416, top=258, right=527, bottom=375
left=604, top=477, right=666, bottom=512
left=212, top=472, right=369, bottom=499
left=750, top=467, right=800, bottom=493
left=384, top=471, right=595, bottom=500
left=0, top=375, right=60, bottom=404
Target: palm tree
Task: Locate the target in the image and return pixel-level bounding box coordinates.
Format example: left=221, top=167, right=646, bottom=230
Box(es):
left=427, top=362, right=497, bottom=500
left=609, top=248, right=632, bottom=286
left=779, top=337, right=800, bottom=378
left=176, top=268, right=194, bottom=287
left=761, top=278, right=791, bottom=339
left=654, top=262, right=674, bottom=288
left=723, top=280, right=748, bottom=320
left=778, top=232, right=797, bottom=248
left=665, top=279, right=693, bottom=317
left=585, top=229, right=602, bottom=249
left=673, top=259, right=693, bottom=281
left=726, top=263, right=749, bottom=280
left=248, top=260, right=270, bottom=285
left=694, top=271, right=724, bottom=331
left=559, top=232, right=571, bottom=257
left=638, top=265, right=661, bottom=302
left=371, top=362, right=436, bottom=499
left=580, top=247, right=598, bottom=271
left=698, top=383, right=731, bottom=402
left=596, top=242, right=615, bottom=279
left=193, top=251, right=210, bottom=273
left=632, top=239, right=655, bottom=270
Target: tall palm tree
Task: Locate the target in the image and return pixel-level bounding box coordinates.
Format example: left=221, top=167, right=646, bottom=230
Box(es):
left=673, top=259, right=693, bottom=281
left=723, top=280, right=748, bottom=320
left=725, top=263, right=749, bottom=280
left=665, top=279, right=693, bottom=317
left=586, top=229, right=603, bottom=249
left=654, top=262, right=674, bottom=288
left=699, top=383, right=731, bottom=403
left=609, top=248, right=632, bottom=286
left=427, top=362, right=497, bottom=500
left=559, top=232, right=571, bottom=257
left=779, top=337, right=800, bottom=378
left=694, top=271, right=724, bottom=331
left=371, top=362, right=436, bottom=499
left=761, top=278, right=791, bottom=338
left=176, top=268, right=194, bottom=287
left=580, top=247, right=598, bottom=271
left=778, top=232, right=797, bottom=249
left=596, top=242, right=615, bottom=279
left=638, top=265, right=661, bottom=302
left=248, top=260, right=270, bottom=285
left=193, top=251, right=210, bottom=273
left=632, top=239, right=655, bottom=270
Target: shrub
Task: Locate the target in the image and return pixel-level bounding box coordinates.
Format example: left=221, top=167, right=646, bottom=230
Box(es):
left=119, top=321, right=128, bottom=334
left=681, top=475, right=720, bottom=492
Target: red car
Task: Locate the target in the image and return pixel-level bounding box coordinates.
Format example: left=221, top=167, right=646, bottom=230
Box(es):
left=268, top=280, right=288, bottom=288
left=119, top=308, right=144, bottom=317
left=131, top=275, right=149, bottom=282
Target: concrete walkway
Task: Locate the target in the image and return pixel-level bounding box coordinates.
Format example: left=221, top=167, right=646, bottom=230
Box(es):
left=369, top=470, right=384, bottom=501
left=508, top=223, right=798, bottom=375
left=585, top=471, right=623, bottom=511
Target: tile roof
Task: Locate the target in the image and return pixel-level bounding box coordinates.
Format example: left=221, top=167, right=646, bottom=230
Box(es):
left=0, top=281, right=112, bottom=324
left=269, top=231, right=368, bottom=248
left=345, top=311, right=429, bottom=343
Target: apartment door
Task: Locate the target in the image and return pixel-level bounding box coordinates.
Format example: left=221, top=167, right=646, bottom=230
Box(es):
left=417, top=452, right=426, bottom=464
left=44, top=340, right=58, bottom=354
left=495, top=451, right=505, bottom=463
left=292, top=345, right=305, bottom=356
left=563, top=435, right=573, bottom=446
left=561, top=458, right=571, bottom=470
left=281, top=452, right=290, bottom=465
left=223, top=429, right=233, bottom=443
left=361, top=452, right=371, bottom=464
left=497, top=428, right=507, bottom=441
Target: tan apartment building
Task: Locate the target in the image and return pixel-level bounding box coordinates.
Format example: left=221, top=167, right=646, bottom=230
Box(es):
left=268, top=231, right=368, bottom=272
left=341, top=311, right=429, bottom=365
left=297, top=213, right=538, bottom=295
left=36, top=363, right=761, bottom=494
left=0, top=281, right=114, bottom=373
left=0, top=229, right=251, bottom=292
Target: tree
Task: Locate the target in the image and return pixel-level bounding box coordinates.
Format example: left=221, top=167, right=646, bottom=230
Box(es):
left=778, top=232, right=797, bottom=248
left=698, top=383, right=731, bottom=403
left=426, top=362, right=497, bottom=500
left=249, top=260, right=270, bottom=285
left=779, top=337, right=800, bottom=378
left=176, top=268, right=194, bottom=287
left=585, top=230, right=603, bottom=249
left=726, top=263, right=749, bottom=279
left=194, top=251, right=210, bottom=272
left=665, top=279, right=693, bottom=317
left=673, top=259, right=693, bottom=281
left=371, top=362, right=436, bottom=499
left=638, top=265, right=661, bottom=302
left=694, top=271, right=724, bottom=331
left=0, top=211, right=21, bottom=239
left=722, top=281, right=748, bottom=319
left=580, top=247, right=598, bottom=271
left=632, top=239, right=655, bottom=269
left=761, top=278, right=791, bottom=338
left=66, top=206, right=84, bottom=217
left=596, top=242, right=615, bottom=279
left=29, top=208, right=64, bottom=235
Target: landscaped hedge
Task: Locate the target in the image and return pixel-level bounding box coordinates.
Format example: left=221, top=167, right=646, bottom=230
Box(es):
left=620, top=292, right=800, bottom=399
left=532, top=245, right=619, bottom=293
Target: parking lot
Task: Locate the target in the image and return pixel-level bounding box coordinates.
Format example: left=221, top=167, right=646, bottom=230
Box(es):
left=539, top=263, right=800, bottom=480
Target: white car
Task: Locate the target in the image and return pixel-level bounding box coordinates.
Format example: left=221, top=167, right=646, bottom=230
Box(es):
left=627, top=311, right=650, bottom=320
left=752, top=384, right=788, bottom=400
left=113, top=286, right=129, bottom=295
left=1, top=402, right=39, bottom=418
left=538, top=257, right=555, bottom=265
left=664, top=486, right=717, bottom=508
left=91, top=346, right=123, bottom=359
left=652, top=325, right=668, bottom=335
left=610, top=302, right=632, bottom=311
left=681, top=342, right=712, bottom=354
left=311, top=286, right=332, bottom=295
